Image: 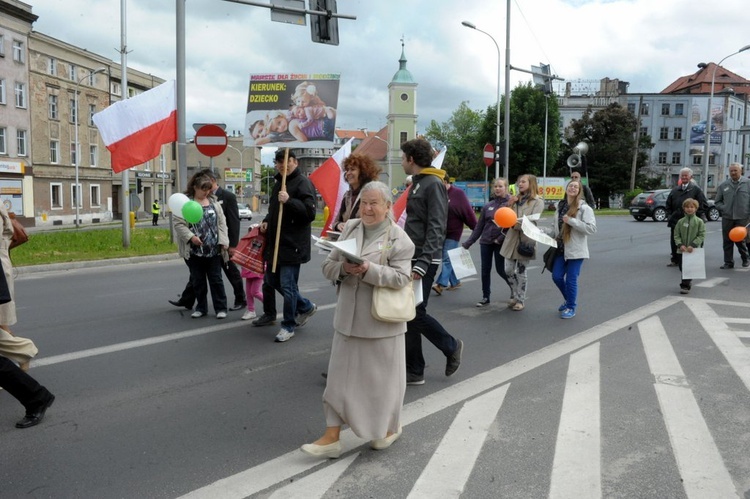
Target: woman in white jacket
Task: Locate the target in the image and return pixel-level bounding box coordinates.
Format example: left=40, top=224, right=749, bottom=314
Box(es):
left=549, top=180, right=597, bottom=319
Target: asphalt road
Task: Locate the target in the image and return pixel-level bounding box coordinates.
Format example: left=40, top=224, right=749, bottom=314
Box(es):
left=1, top=216, right=749, bottom=498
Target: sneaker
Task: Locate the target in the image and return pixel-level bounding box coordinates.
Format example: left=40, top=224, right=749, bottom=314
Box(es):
left=242, top=310, right=257, bottom=321
left=476, top=297, right=490, bottom=307
left=296, top=303, right=318, bottom=327
left=275, top=328, right=295, bottom=343
left=445, top=339, right=463, bottom=377
left=560, top=308, right=576, bottom=319
left=679, top=288, right=689, bottom=295
left=216, top=311, right=227, bottom=319
left=432, top=284, right=444, bottom=296
left=406, top=373, right=425, bottom=385
left=191, top=311, right=205, bottom=319
left=252, top=314, right=276, bottom=327
left=720, top=262, right=734, bottom=269
left=447, top=282, right=462, bottom=291
left=558, top=303, right=568, bottom=312
left=667, top=261, right=678, bottom=267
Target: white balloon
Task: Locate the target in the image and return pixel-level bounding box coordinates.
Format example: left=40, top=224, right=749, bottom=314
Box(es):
left=168, top=193, right=189, bottom=214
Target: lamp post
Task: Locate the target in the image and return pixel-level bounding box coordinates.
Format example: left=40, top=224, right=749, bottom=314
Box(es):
left=74, top=67, right=106, bottom=228
left=701, top=44, right=750, bottom=193
left=371, top=135, right=391, bottom=188
left=462, top=20, right=501, bottom=181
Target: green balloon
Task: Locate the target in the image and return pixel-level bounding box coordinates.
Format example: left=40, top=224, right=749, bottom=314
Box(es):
left=182, top=200, right=203, bottom=224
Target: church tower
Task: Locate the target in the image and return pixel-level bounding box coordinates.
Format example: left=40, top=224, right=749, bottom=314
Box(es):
left=387, top=39, right=418, bottom=187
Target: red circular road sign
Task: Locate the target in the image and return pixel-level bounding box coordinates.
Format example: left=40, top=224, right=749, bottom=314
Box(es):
left=195, top=124, right=228, bottom=157
left=483, top=143, right=494, bottom=167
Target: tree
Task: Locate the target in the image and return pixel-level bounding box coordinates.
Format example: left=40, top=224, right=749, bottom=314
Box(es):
left=424, top=101, right=486, bottom=180
left=563, top=103, right=653, bottom=203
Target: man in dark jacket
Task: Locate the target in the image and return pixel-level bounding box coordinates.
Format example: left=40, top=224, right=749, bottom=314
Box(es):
left=714, top=162, right=750, bottom=268
left=168, top=169, right=247, bottom=310
left=251, top=149, right=317, bottom=343
left=665, top=168, right=708, bottom=266
left=401, top=138, right=463, bottom=386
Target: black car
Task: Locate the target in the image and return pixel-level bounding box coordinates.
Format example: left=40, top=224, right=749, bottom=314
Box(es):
left=630, top=189, right=720, bottom=222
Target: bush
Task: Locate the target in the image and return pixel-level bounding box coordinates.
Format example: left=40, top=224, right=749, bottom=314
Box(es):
left=623, top=189, right=643, bottom=207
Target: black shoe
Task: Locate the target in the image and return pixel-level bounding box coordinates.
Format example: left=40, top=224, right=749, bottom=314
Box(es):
left=168, top=299, right=193, bottom=310
left=743, top=260, right=750, bottom=268
left=720, top=263, right=734, bottom=269
left=16, top=394, right=55, bottom=429
left=445, top=339, right=463, bottom=377
left=476, top=297, right=490, bottom=307
left=229, top=301, right=247, bottom=311
left=321, top=372, right=328, bottom=379
left=406, top=373, right=425, bottom=385
left=251, top=314, right=276, bottom=327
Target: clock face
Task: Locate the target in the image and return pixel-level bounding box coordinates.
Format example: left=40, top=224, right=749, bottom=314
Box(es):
left=400, top=93, right=409, bottom=101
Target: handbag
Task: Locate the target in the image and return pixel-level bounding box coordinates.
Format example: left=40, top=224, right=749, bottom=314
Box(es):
left=8, top=213, right=28, bottom=250
left=230, top=225, right=266, bottom=273
left=371, top=224, right=416, bottom=323
left=517, top=238, right=536, bottom=258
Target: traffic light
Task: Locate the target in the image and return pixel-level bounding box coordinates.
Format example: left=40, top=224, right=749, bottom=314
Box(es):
left=136, top=178, right=143, bottom=194
left=310, top=0, right=339, bottom=45
left=495, top=141, right=506, bottom=166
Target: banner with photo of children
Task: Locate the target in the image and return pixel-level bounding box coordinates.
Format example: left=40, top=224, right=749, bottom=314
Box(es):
left=244, top=73, right=340, bottom=148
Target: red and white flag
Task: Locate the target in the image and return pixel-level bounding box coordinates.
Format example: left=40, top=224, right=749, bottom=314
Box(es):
left=93, top=80, right=177, bottom=173
left=310, top=138, right=353, bottom=236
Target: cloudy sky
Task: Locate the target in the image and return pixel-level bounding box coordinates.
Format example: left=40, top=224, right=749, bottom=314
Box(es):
left=32, top=0, right=750, bottom=147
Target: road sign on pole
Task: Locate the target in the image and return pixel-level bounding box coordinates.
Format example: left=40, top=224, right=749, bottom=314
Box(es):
left=483, top=143, right=494, bottom=167
left=195, top=124, right=228, bottom=157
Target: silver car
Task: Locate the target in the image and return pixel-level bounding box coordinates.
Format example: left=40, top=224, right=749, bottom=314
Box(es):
left=238, top=203, right=253, bottom=221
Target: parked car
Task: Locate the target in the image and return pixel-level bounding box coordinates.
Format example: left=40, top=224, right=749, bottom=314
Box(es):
left=630, top=189, right=720, bottom=222
left=238, top=203, right=253, bottom=221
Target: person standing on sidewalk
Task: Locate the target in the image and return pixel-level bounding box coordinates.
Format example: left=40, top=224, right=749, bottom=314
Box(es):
left=432, top=176, right=476, bottom=295
left=665, top=168, right=708, bottom=267
left=714, top=163, right=750, bottom=269
left=400, top=138, right=463, bottom=386
left=252, top=149, right=318, bottom=343
left=151, top=199, right=160, bottom=226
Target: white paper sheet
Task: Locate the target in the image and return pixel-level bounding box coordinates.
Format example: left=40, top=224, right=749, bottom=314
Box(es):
left=681, top=248, right=706, bottom=279
left=521, top=216, right=558, bottom=247
left=414, top=279, right=423, bottom=306
left=447, top=247, right=477, bottom=279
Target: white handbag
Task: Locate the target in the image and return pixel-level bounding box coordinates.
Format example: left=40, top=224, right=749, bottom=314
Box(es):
left=370, top=225, right=416, bottom=323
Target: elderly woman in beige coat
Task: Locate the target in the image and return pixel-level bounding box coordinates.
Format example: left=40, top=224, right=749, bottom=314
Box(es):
left=301, top=181, right=415, bottom=459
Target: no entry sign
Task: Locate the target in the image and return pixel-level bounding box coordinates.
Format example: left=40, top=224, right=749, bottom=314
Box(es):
left=195, top=124, right=228, bottom=157
left=483, top=143, right=494, bottom=167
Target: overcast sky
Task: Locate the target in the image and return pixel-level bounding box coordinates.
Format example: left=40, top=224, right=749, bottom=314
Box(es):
left=32, top=0, right=750, bottom=146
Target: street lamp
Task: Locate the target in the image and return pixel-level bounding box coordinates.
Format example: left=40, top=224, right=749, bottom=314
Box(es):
left=701, top=44, right=750, bottom=193
left=462, top=20, right=501, bottom=181
left=371, top=135, right=391, bottom=189
left=74, top=67, right=106, bottom=228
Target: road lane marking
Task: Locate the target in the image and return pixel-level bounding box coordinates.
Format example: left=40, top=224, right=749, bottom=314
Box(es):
left=638, top=315, right=737, bottom=499
left=408, top=384, right=509, bottom=498
left=694, top=277, right=729, bottom=288
left=549, top=343, right=601, bottom=499
left=268, top=453, right=359, bottom=499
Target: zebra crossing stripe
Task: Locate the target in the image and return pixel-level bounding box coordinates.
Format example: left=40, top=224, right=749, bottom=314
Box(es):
left=268, top=453, right=359, bottom=499
left=407, top=385, right=510, bottom=498
left=638, top=316, right=737, bottom=498
left=549, top=343, right=601, bottom=499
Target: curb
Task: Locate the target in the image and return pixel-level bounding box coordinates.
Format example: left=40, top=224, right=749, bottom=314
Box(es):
left=15, top=253, right=182, bottom=275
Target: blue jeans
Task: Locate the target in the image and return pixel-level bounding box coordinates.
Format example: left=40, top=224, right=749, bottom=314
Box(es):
left=551, top=256, right=584, bottom=311
left=406, top=263, right=459, bottom=377
left=264, top=264, right=313, bottom=331
left=186, top=254, right=227, bottom=314
left=437, top=238, right=460, bottom=287
left=479, top=243, right=510, bottom=300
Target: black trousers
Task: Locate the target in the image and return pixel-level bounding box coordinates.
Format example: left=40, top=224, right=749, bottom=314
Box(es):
left=178, top=259, right=245, bottom=306
left=0, top=356, right=52, bottom=413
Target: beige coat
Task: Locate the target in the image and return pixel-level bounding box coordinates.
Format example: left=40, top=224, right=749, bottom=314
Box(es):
left=173, top=196, right=229, bottom=261
left=500, top=196, right=545, bottom=261
left=0, top=205, right=16, bottom=326
left=321, top=219, right=415, bottom=338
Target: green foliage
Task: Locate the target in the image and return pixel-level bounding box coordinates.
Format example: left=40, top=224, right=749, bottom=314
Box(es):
left=425, top=101, right=487, bottom=181
left=623, top=189, right=643, bottom=207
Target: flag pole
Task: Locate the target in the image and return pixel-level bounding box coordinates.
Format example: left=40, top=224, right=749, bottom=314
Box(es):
left=271, top=148, right=289, bottom=273
left=120, top=0, right=130, bottom=248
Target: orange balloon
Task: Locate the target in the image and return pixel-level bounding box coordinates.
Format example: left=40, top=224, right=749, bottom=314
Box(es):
left=494, top=207, right=517, bottom=228
left=729, top=226, right=747, bottom=243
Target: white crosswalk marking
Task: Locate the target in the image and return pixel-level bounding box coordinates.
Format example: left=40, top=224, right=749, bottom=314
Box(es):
left=408, top=385, right=509, bottom=498
left=268, top=453, right=359, bottom=499
left=638, top=316, right=738, bottom=498
left=549, top=343, right=601, bottom=499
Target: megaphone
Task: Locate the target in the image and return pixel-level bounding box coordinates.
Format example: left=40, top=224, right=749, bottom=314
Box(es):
left=567, top=154, right=581, bottom=168
left=573, top=141, right=589, bottom=155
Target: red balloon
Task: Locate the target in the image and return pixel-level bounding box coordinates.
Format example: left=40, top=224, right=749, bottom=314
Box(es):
left=729, top=226, right=747, bottom=243
left=494, top=207, right=517, bottom=228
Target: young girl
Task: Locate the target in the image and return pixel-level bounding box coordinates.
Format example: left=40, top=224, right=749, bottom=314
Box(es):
left=500, top=174, right=545, bottom=311
left=674, top=198, right=705, bottom=294
left=239, top=225, right=265, bottom=320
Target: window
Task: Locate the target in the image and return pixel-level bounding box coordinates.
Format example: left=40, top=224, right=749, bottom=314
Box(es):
left=0, top=78, right=5, bottom=104
left=671, top=152, right=681, bottom=165
left=661, top=103, right=670, bottom=115
left=51, top=183, right=63, bottom=209
left=692, top=155, right=702, bottom=165
left=730, top=105, right=734, bottom=118
left=111, top=81, right=121, bottom=96
left=69, top=64, right=76, bottom=81
left=659, top=127, right=669, bottom=140
left=90, top=145, right=98, bottom=167
left=71, top=142, right=77, bottom=165
left=627, top=103, right=636, bottom=114
left=12, top=40, right=23, bottom=63
left=658, top=152, right=667, bottom=164
left=50, top=140, right=59, bottom=164
left=70, top=98, right=77, bottom=124
left=48, top=57, right=57, bottom=75
left=16, top=130, right=27, bottom=156
left=640, top=103, right=649, bottom=116
left=90, top=184, right=101, bottom=207
left=14, top=82, right=25, bottom=108
left=400, top=131, right=407, bottom=144
left=673, top=127, right=683, bottom=140
left=675, top=103, right=684, bottom=116
left=639, top=126, right=648, bottom=138
left=0, top=127, right=5, bottom=154
left=0, top=34, right=4, bottom=57
left=88, top=104, right=96, bottom=126
left=88, top=70, right=98, bottom=86
left=71, top=183, right=82, bottom=209
left=48, top=94, right=58, bottom=119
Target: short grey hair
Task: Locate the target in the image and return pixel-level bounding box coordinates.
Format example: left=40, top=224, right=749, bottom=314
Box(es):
left=680, top=167, right=693, bottom=177
left=361, top=181, right=393, bottom=206
left=729, top=162, right=743, bottom=170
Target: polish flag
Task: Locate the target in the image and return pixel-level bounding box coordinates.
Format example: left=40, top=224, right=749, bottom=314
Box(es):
left=310, top=138, right=353, bottom=236
left=392, top=147, right=447, bottom=222
left=93, top=80, right=177, bottom=173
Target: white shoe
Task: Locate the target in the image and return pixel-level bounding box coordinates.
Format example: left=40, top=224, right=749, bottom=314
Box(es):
left=216, top=311, right=227, bottom=319
left=191, top=311, right=205, bottom=319
left=242, top=310, right=257, bottom=320
left=300, top=441, right=341, bottom=459
left=275, top=328, right=295, bottom=342
left=370, top=427, right=402, bottom=450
